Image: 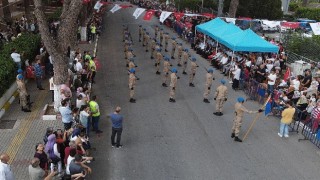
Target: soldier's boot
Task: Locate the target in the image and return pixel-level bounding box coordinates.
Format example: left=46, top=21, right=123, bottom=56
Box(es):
left=213, top=112, right=219, bottom=115
left=162, top=83, right=167, bottom=87
left=126, top=64, right=129, bottom=67
left=169, top=98, right=176, bottom=103
left=151, top=56, right=154, bottom=59
left=177, top=64, right=182, bottom=67
left=203, top=99, right=210, bottom=103
left=231, top=133, right=235, bottom=138
left=129, top=98, right=136, bottom=103
left=219, top=112, right=223, bottom=116
left=189, top=83, right=195, bottom=87
left=146, top=50, right=149, bottom=52
left=171, top=56, right=175, bottom=59
left=154, top=63, right=157, bottom=67
left=182, top=71, right=187, bottom=75
left=156, top=71, right=161, bottom=75
left=22, top=108, right=31, bottom=112
left=165, top=49, right=168, bottom=52
left=234, top=136, right=242, bottom=142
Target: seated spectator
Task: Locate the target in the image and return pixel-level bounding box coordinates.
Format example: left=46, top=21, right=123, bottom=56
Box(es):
left=69, top=154, right=91, bottom=178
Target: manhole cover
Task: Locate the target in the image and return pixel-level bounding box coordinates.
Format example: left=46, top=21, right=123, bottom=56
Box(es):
left=0, top=120, right=17, bottom=129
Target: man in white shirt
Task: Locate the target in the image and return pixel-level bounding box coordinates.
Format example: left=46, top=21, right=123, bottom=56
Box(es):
left=232, top=65, right=241, bottom=90
left=10, top=48, right=21, bottom=69
left=267, top=69, right=277, bottom=95
left=0, top=153, right=14, bottom=180
left=75, top=59, right=83, bottom=72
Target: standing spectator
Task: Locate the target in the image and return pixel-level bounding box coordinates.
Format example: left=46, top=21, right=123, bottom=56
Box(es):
left=232, top=64, right=241, bottom=90
left=28, top=158, right=45, bottom=180
left=301, top=70, right=312, bottom=88
left=34, top=143, right=48, bottom=171
left=44, top=134, right=62, bottom=176
left=34, top=59, right=45, bottom=90
left=80, top=105, right=91, bottom=136
left=89, top=95, right=103, bottom=134
left=278, top=101, right=296, bottom=138
left=10, top=48, right=22, bottom=69
left=59, top=100, right=73, bottom=130
left=267, top=69, right=277, bottom=95
left=0, top=153, right=14, bottom=180
left=109, top=106, right=123, bottom=148
left=90, top=23, right=97, bottom=42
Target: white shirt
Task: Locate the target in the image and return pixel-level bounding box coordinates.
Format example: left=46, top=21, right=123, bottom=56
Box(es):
left=245, top=60, right=251, bottom=67
left=49, top=56, right=53, bottom=64
left=10, top=52, right=21, bottom=63
left=75, top=62, right=83, bottom=72
left=66, top=156, right=75, bottom=175
left=291, top=79, right=300, bottom=90
left=76, top=99, right=86, bottom=109
left=233, top=68, right=241, bottom=80
left=266, top=64, right=274, bottom=73
left=268, top=73, right=277, bottom=85
left=220, top=56, right=228, bottom=65
left=0, top=161, right=14, bottom=180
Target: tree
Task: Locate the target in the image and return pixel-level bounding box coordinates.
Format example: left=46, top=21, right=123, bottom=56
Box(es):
left=302, top=0, right=309, bottom=6
left=24, top=0, right=31, bottom=19
left=217, top=0, right=224, bottom=17
left=2, top=0, right=12, bottom=23
left=33, top=0, right=83, bottom=110
left=228, top=0, right=239, bottom=17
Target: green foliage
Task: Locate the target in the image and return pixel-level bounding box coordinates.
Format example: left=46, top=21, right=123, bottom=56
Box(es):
left=46, top=7, right=62, bottom=22
left=177, top=0, right=216, bottom=12
left=286, top=33, right=320, bottom=61
left=295, top=7, right=320, bottom=21
left=0, top=33, right=41, bottom=97
left=289, top=2, right=300, bottom=12
left=223, top=0, right=282, bottom=19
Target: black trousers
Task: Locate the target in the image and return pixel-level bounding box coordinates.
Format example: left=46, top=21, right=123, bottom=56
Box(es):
left=111, top=127, right=123, bottom=146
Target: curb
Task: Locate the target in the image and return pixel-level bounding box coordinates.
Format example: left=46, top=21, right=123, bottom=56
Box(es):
left=0, top=88, right=19, bottom=120
left=93, top=35, right=99, bottom=57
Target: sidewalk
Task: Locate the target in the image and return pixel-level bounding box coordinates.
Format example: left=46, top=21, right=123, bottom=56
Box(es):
left=0, top=42, right=96, bottom=179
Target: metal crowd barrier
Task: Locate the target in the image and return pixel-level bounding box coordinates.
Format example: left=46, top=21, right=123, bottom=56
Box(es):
left=298, top=117, right=320, bottom=148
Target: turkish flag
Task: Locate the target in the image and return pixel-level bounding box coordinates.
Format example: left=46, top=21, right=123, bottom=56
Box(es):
left=174, top=12, right=184, bottom=21
left=94, top=58, right=101, bottom=71
left=143, top=10, right=156, bottom=21
left=283, top=67, right=291, bottom=81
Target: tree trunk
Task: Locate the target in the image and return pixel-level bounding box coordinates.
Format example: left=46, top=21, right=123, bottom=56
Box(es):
left=80, top=4, right=88, bottom=42
left=217, top=0, right=224, bottom=17
left=2, top=0, right=12, bottom=23
left=228, top=0, right=239, bottom=18
left=24, top=0, right=31, bottom=20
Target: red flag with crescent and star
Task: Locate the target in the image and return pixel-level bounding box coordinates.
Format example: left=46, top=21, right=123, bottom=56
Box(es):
left=174, top=12, right=184, bottom=21
left=143, top=10, right=156, bottom=21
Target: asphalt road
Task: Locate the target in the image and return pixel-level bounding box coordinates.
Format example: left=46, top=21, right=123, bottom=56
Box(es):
left=87, top=4, right=320, bottom=180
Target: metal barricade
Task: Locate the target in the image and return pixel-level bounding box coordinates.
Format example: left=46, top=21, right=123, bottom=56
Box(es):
left=298, top=117, right=320, bottom=148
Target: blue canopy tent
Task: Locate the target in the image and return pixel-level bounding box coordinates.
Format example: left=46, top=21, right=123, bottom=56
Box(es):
left=208, top=23, right=242, bottom=43
left=222, top=29, right=279, bottom=53
left=195, top=18, right=227, bottom=35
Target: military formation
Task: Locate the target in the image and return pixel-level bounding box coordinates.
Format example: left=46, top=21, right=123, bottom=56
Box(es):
left=122, top=24, right=263, bottom=142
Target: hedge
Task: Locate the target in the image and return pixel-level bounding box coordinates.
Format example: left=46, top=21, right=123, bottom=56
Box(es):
left=295, top=7, right=320, bottom=21
left=0, top=33, right=41, bottom=97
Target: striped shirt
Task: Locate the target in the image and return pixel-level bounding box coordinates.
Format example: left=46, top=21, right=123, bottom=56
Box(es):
left=311, top=106, right=320, bottom=119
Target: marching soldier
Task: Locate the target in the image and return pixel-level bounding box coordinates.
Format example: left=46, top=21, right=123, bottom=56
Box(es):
left=164, top=32, right=169, bottom=52
left=124, top=41, right=131, bottom=53
left=182, top=48, right=189, bottom=74
left=142, top=28, right=146, bottom=45
left=169, top=68, right=179, bottom=102
left=16, top=74, right=31, bottom=112
left=150, top=38, right=156, bottom=59
left=155, top=48, right=162, bottom=75
left=162, top=56, right=171, bottom=87
left=171, top=37, right=177, bottom=59
left=213, top=80, right=228, bottom=115
left=128, top=58, right=137, bottom=71
left=177, top=43, right=183, bottom=66
left=153, top=42, right=160, bottom=62
left=129, top=68, right=137, bottom=103
left=159, top=28, right=164, bottom=46
left=145, top=32, right=150, bottom=52
left=231, top=97, right=263, bottom=142
left=122, top=25, right=128, bottom=42
left=189, top=57, right=199, bottom=87
left=125, top=48, right=134, bottom=67
left=203, top=68, right=215, bottom=103
left=138, top=25, right=142, bottom=42
left=155, top=25, right=159, bottom=38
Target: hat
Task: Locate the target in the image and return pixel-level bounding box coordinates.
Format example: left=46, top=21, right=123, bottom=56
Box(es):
left=237, top=97, right=245, bottom=103
left=191, top=57, right=196, bottom=61
left=129, top=68, right=135, bottom=73
left=17, top=69, right=23, bottom=74
left=184, top=48, right=189, bottom=52
left=17, top=74, right=23, bottom=80
left=207, top=68, right=214, bottom=73
left=171, top=68, right=177, bottom=73
left=220, top=79, right=226, bottom=84
left=171, top=37, right=176, bottom=40
left=164, top=56, right=170, bottom=61
left=129, top=58, right=134, bottom=62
